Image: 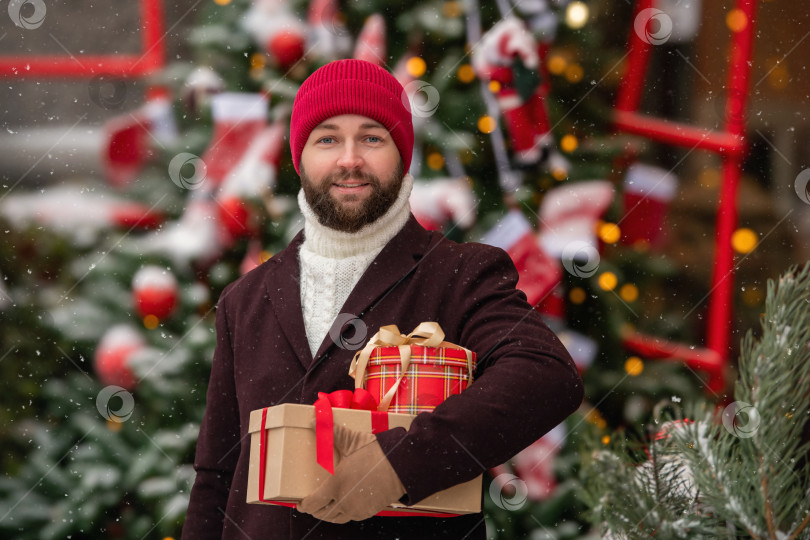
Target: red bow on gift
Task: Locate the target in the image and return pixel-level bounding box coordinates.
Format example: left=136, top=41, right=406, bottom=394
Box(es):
left=313, top=389, right=390, bottom=474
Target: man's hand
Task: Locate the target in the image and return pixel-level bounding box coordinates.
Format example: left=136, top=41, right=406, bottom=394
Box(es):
left=298, top=424, right=406, bottom=523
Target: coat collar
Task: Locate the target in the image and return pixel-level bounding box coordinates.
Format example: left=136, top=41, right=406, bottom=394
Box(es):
left=261, top=229, right=313, bottom=369
left=263, top=215, right=435, bottom=370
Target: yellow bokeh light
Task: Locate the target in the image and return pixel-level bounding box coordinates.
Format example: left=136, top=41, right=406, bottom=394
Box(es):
left=478, top=115, right=497, bottom=134
left=250, top=53, right=266, bottom=69
left=726, top=9, right=748, bottom=33
left=601, top=434, right=611, bottom=445
left=552, top=167, right=568, bottom=181
left=406, top=57, right=427, bottom=78
left=107, top=418, right=124, bottom=432
left=565, top=1, right=590, bottom=29
left=488, top=80, right=501, bottom=94
left=547, top=54, right=568, bottom=76
left=598, top=222, right=621, bottom=244
left=565, top=63, right=584, bottom=83
left=144, top=314, right=159, bottom=330
left=213, top=0, right=231, bottom=5
left=625, top=356, right=644, bottom=376
left=732, top=228, right=758, bottom=254
left=569, top=287, right=586, bottom=304
left=443, top=0, right=463, bottom=18
left=560, top=134, right=578, bottom=153
left=620, top=283, right=639, bottom=303
left=260, top=250, right=273, bottom=263
left=457, top=64, right=476, bottom=83
left=586, top=409, right=607, bottom=429
left=598, top=271, right=618, bottom=291
left=427, top=152, right=445, bottom=170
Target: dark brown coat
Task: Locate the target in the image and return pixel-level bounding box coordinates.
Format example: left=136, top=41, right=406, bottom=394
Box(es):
left=182, top=216, right=583, bottom=539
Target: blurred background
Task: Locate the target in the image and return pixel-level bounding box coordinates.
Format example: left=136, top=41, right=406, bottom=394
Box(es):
left=0, top=0, right=808, bottom=538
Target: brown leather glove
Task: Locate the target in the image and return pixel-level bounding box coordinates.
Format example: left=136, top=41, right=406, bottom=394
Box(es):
left=298, top=424, right=406, bottom=523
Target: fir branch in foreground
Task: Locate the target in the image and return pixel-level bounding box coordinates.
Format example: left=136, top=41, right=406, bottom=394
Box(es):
left=581, top=262, right=810, bottom=540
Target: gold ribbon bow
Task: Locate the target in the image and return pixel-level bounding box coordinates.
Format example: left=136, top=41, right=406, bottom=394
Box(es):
left=348, top=322, right=474, bottom=412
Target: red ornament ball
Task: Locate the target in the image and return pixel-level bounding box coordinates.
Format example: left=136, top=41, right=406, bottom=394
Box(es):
left=268, top=30, right=305, bottom=70
left=94, top=325, right=144, bottom=391
left=132, top=266, right=178, bottom=320
left=218, top=196, right=255, bottom=239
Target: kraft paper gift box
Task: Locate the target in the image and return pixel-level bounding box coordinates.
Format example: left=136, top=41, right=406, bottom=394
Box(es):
left=246, top=401, right=482, bottom=515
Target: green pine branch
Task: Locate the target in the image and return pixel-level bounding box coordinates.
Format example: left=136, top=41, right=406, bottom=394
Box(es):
left=582, top=262, right=810, bottom=539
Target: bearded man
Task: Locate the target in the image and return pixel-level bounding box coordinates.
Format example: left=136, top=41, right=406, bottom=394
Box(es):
left=182, top=59, right=583, bottom=540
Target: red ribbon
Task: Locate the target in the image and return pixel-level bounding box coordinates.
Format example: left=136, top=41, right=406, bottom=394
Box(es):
left=314, top=389, right=387, bottom=474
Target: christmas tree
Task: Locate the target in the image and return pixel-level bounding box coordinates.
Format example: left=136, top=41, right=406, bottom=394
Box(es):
left=580, top=262, right=810, bottom=539
left=0, top=0, right=800, bottom=538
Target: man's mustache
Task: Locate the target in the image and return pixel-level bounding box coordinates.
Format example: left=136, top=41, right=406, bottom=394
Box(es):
left=323, top=169, right=381, bottom=186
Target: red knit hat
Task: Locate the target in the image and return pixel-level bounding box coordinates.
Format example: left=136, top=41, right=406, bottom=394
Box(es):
left=289, top=59, right=414, bottom=174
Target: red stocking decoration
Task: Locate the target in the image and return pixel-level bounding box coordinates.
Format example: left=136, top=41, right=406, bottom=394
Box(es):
left=480, top=209, right=561, bottom=307
left=620, top=163, right=679, bottom=249
left=538, top=180, right=614, bottom=257
left=353, top=14, right=386, bottom=65
left=200, top=92, right=269, bottom=190
left=409, top=177, right=477, bottom=232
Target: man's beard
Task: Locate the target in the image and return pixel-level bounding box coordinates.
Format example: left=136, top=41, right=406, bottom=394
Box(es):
left=300, top=161, right=405, bottom=233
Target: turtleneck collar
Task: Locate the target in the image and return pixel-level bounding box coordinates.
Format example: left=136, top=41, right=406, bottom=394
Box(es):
left=298, top=173, right=413, bottom=259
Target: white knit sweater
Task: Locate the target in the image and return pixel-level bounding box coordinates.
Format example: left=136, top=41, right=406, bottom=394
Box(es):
left=298, top=174, right=413, bottom=356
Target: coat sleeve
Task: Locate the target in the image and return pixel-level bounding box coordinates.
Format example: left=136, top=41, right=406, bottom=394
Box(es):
left=181, top=286, right=242, bottom=539
left=375, top=245, right=584, bottom=505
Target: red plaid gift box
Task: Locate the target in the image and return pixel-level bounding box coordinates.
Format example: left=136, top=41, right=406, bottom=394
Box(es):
left=349, top=322, right=476, bottom=414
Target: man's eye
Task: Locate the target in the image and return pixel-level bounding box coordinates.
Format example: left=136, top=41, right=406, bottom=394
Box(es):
left=366, top=136, right=383, bottom=143
left=318, top=137, right=335, bottom=144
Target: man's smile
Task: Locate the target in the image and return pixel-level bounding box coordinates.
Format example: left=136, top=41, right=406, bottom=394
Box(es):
left=332, top=180, right=372, bottom=194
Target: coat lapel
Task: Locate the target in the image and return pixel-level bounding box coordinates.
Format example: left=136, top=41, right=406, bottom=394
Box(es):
left=312, top=216, right=435, bottom=361
left=263, top=230, right=314, bottom=370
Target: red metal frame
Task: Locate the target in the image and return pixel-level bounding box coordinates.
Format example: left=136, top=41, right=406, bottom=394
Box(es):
left=0, top=0, right=165, bottom=77
left=616, top=0, right=758, bottom=394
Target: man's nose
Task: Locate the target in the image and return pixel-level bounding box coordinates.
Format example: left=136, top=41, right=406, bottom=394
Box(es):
left=336, top=142, right=364, bottom=169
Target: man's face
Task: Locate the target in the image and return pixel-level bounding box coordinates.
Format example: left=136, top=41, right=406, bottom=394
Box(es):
left=300, top=114, right=404, bottom=233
